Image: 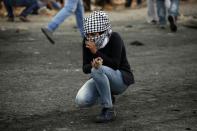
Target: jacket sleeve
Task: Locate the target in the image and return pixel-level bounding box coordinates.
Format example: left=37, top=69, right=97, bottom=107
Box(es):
left=95, top=32, right=123, bottom=70
left=82, top=40, right=92, bottom=74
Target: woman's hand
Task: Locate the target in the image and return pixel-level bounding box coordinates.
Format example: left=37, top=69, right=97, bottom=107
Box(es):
left=85, top=40, right=97, bottom=54
left=91, top=57, right=103, bottom=69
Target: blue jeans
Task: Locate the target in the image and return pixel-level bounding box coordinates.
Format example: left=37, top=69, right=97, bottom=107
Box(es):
left=47, top=0, right=84, bottom=37
left=157, top=0, right=179, bottom=25
left=75, top=66, right=128, bottom=108
left=3, top=0, right=38, bottom=17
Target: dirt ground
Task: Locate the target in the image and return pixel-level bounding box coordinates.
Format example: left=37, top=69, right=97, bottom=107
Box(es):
left=0, top=2, right=197, bottom=131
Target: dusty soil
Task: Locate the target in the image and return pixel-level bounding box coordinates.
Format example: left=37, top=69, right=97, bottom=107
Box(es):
left=0, top=2, right=197, bottom=131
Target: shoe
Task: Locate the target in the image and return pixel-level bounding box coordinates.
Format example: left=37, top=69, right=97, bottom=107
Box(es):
left=150, top=20, right=157, bottom=25
left=19, top=16, right=30, bottom=22
left=95, top=108, right=116, bottom=123
left=7, top=17, right=14, bottom=22
left=41, top=27, right=55, bottom=44
left=168, top=15, right=177, bottom=32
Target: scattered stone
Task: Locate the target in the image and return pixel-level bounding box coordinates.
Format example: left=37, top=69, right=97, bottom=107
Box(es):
left=183, top=19, right=197, bottom=29
left=193, top=15, right=197, bottom=19
left=180, top=14, right=197, bottom=29
left=171, top=109, right=181, bottom=112
left=16, top=27, right=28, bottom=33
left=130, top=41, right=144, bottom=46
left=185, top=127, right=191, bottom=130
left=133, top=115, right=137, bottom=118
left=125, top=25, right=133, bottom=28
left=34, top=51, right=40, bottom=55
left=0, top=27, right=6, bottom=31
left=75, top=69, right=80, bottom=72
left=18, top=37, right=35, bottom=42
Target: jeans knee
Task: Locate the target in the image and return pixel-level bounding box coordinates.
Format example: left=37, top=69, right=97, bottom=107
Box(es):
left=75, top=96, right=85, bottom=107
left=91, top=66, right=105, bottom=77
left=75, top=95, right=92, bottom=108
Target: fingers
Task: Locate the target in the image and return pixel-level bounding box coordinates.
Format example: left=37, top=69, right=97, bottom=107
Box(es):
left=85, top=41, right=93, bottom=48
left=85, top=41, right=97, bottom=54
left=91, top=59, right=95, bottom=67
left=91, top=57, right=103, bottom=69
left=95, top=57, right=103, bottom=63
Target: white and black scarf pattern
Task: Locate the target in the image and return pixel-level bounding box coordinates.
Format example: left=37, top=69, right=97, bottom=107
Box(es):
left=83, top=11, right=112, bottom=49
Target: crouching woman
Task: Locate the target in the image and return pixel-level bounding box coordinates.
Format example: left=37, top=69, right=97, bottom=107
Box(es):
left=75, top=11, right=134, bottom=123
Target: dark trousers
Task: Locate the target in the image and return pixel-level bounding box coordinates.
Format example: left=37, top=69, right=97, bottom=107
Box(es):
left=96, top=0, right=111, bottom=6
left=83, top=0, right=91, bottom=11
left=3, top=0, right=38, bottom=18
left=125, top=0, right=142, bottom=7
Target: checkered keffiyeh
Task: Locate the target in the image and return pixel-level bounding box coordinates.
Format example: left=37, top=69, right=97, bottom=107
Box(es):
left=83, top=11, right=111, bottom=34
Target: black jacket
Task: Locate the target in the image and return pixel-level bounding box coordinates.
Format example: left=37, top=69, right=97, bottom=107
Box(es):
left=82, top=32, right=134, bottom=86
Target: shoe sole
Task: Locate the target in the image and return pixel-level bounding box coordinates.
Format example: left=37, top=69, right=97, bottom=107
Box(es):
left=95, top=110, right=117, bottom=123
left=19, top=16, right=30, bottom=22
left=41, top=28, right=55, bottom=44
left=168, top=16, right=177, bottom=32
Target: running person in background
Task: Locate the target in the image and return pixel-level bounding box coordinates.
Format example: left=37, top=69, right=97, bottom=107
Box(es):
left=41, top=0, right=84, bottom=44
left=157, top=0, right=180, bottom=32
left=147, top=0, right=158, bottom=24
left=3, top=0, right=39, bottom=22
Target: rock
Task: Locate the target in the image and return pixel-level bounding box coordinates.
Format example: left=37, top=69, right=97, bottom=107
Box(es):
left=125, top=25, right=133, bottom=28
left=16, top=27, right=28, bottom=33
left=180, top=14, right=197, bottom=28
left=183, top=19, right=197, bottom=28
left=130, top=41, right=144, bottom=46
left=185, top=128, right=191, bottom=130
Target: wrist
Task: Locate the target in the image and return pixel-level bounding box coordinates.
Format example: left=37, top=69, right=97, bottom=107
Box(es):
left=92, top=49, right=97, bottom=54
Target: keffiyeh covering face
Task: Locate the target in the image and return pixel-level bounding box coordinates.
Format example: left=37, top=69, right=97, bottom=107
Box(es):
left=83, top=11, right=112, bottom=49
